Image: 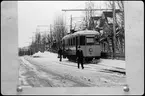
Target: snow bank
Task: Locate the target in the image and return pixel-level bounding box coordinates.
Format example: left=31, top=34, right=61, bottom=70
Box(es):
left=33, top=51, right=56, bottom=57
left=98, top=59, right=125, bottom=69
left=33, top=51, right=42, bottom=57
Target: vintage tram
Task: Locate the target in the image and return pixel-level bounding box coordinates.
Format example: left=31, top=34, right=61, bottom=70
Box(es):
left=62, top=30, right=101, bottom=61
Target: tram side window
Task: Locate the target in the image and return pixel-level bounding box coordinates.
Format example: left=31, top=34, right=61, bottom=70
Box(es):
left=70, top=38, right=72, bottom=46
left=69, top=38, right=70, bottom=46
left=69, top=38, right=71, bottom=46
left=69, top=39, right=70, bottom=46
left=80, top=36, right=85, bottom=45
left=72, top=37, right=73, bottom=46
left=76, top=36, right=78, bottom=46
left=67, top=39, right=69, bottom=47
left=71, top=38, right=73, bottom=46
left=73, top=37, right=75, bottom=46
left=72, top=38, right=73, bottom=46
left=65, top=39, right=67, bottom=47
left=67, top=39, right=68, bottom=46
left=70, top=38, right=71, bottom=46
left=73, top=38, right=75, bottom=46
left=68, top=39, right=69, bottom=46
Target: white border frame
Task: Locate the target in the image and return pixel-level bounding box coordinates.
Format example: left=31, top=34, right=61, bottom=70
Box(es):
left=1, top=1, right=144, bottom=95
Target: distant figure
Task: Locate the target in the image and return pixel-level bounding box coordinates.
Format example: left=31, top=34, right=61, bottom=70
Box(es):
left=76, top=46, right=84, bottom=69
left=58, top=47, right=62, bottom=62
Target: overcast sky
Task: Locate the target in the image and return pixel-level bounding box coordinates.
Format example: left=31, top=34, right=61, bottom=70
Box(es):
left=18, top=1, right=107, bottom=48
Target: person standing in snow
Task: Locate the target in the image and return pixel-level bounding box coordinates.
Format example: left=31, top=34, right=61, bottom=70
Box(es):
left=58, top=47, right=62, bottom=62
left=76, top=46, right=84, bottom=69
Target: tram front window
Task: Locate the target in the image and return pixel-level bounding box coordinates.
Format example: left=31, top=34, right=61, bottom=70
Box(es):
left=86, top=37, right=94, bottom=45
left=80, top=36, right=85, bottom=45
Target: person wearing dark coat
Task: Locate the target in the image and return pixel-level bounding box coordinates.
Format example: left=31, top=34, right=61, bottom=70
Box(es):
left=76, top=46, right=84, bottom=69
left=58, top=47, right=62, bottom=61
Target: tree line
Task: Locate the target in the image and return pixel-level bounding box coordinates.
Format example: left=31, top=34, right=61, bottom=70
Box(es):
left=19, top=15, right=67, bottom=56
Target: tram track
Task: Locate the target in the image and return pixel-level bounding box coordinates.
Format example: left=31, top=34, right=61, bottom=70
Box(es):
left=22, top=57, right=91, bottom=87
left=19, top=58, right=54, bottom=87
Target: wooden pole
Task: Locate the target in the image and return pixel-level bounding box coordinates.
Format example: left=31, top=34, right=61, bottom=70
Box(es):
left=50, top=24, right=52, bottom=48
left=70, top=15, right=72, bottom=32
left=122, top=1, right=125, bottom=56
left=113, top=1, right=116, bottom=59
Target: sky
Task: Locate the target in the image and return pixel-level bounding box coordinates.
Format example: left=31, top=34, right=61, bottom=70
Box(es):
left=18, top=1, right=107, bottom=48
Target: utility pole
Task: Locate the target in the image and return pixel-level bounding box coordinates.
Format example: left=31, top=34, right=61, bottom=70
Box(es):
left=50, top=24, right=52, bottom=49
left=112, top=1, right=116, bottom=59
left=36, top=27, right=39, bottom=52
left=122, top=1, right=125, bottom=55
left=70, top=15, right=72, bottom=32
left=85, top=12, right=88, bottom=29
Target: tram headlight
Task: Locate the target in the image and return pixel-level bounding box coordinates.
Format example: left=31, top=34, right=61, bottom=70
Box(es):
left=89, top=48, right=93, bottom=55
left=89, top=48, right=93, bottom=52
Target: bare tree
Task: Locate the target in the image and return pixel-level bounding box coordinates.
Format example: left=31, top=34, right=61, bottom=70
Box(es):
left=53, top=15, right=67, bottom=49
left=46, top=34, right=51, bottom=50
left=83, top=1, right=95, bottom=30
left=107, top=1, right=124, bottom=28
left=29, top=32, right=42, bottom=53
left=102, top=1, right=125, bottom=57
left=41, top=34, right=47, bottom=52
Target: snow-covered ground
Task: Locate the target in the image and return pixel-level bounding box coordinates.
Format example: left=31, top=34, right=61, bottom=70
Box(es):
left=33, top=51, right=125, bottom=69
left=19, top=51, right=126, bottom=87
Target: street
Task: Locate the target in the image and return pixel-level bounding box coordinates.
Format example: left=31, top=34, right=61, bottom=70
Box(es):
left=19, top=51, right=126, bottom=87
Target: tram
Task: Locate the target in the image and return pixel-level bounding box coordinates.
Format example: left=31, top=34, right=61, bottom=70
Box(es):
left=62, top=30, right=101, bottom=61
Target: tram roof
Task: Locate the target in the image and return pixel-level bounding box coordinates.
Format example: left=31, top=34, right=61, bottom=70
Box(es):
left=62, top=30, right=100, bottom=40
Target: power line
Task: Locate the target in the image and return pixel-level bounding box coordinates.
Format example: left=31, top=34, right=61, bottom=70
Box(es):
left=62, top=8, right=120, bottom=11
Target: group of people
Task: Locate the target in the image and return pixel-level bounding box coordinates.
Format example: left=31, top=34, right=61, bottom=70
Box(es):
left=58, top=46, right=84, bottom=69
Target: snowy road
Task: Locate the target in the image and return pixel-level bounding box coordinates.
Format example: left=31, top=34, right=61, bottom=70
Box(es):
left=19, top=51, right=126, bottom=87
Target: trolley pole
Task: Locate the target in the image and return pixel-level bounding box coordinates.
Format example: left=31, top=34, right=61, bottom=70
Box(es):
left=113, top=1, right=116, bottom=59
